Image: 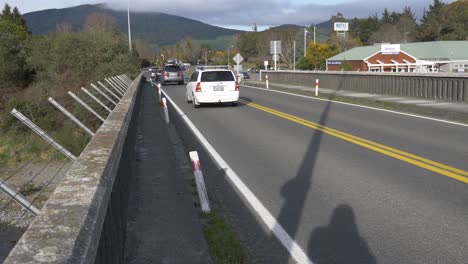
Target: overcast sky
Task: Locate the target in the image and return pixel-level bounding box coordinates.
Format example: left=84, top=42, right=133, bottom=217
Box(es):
left=0, top=0, right=456, bottom=31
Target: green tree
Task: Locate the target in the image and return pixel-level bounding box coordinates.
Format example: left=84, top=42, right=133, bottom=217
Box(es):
left=0, top=4, right=31, bottom=89
left=339, top=59, right=353, bottom=71
left=297, top=43, right=339, bottom=70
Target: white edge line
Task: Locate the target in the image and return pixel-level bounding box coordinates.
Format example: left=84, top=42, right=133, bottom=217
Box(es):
left=160, top=88, right=314, bottom=264
left=241, top=84, right=468, bottom=128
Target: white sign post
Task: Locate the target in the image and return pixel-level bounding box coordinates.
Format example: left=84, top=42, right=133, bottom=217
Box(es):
left=233, top=53, right=244, bottom=76
left=270, top=40, right=281, bottom=71
left=264, top=60, right=269, bottom=71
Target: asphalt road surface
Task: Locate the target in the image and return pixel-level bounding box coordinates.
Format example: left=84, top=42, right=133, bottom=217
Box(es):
left=162, top=83, right=468, bottom=264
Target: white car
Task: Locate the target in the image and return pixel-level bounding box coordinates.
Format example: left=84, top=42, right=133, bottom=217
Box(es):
left=186, top=69, right=239, bottom=108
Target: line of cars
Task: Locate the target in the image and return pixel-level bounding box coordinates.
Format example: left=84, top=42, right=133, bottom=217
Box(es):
left=149, top=64, right=240, bottom=108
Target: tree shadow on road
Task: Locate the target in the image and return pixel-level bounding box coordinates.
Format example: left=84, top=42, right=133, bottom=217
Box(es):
left=308, top=204, right=376, bottom=264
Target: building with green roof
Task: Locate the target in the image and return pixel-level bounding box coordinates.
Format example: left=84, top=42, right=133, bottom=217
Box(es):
left=326, top=41, right=468, bottom=73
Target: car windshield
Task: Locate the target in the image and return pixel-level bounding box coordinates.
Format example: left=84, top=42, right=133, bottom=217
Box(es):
left=165, top=66, right=181, bottom=72
left=201, top=71, right=234, bottom=82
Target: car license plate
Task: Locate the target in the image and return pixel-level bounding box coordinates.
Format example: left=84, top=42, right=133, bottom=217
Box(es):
left=213, top=85, right=224, bottom=91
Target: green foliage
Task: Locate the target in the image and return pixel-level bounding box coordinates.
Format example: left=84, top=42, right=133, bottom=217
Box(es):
left=339, top=60, right=354, bottom=71
left=202, top=212, right=247, bottom=264
left=0, top=4, right=32, bottom=89
left=297, top=43, right=339, bottom=70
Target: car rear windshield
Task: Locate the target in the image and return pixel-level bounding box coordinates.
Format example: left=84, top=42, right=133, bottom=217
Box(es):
left=165, top=65, right=181, bottom=72
left=201, top=71, right=235, bottom=82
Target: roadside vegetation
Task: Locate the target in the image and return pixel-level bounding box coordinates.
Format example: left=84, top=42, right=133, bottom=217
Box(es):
left=147, top=0, right=467, bottom=71
left=0, top=5, right=140, bottom=167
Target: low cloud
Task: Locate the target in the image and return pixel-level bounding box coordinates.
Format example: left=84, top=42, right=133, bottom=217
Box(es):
left=107, top=0, right=455, bottom=27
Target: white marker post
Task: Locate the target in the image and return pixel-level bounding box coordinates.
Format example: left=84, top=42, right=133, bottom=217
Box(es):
left=157, top=83, right=162, bottom=104
left=162, top=97, right=169, bottom=124
left=315, top=79, right=319, bottom=97
left=189, top=151, right=211, bottom=212
left=266, top=75, right=269, bottom=89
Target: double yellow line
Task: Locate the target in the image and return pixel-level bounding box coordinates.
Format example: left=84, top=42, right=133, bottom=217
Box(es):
left=239, top=99, right=468, bottom=184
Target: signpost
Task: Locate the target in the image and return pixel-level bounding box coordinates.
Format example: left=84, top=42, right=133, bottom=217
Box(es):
left=334, top=22, right=349, bottom=38
left=270, top=41, right=281, bottom=71
left=233, top=53, right=244, bottom=75
left=264, top=60, right=269, bottom=71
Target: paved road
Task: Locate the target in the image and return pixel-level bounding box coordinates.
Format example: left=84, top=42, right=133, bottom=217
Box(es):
left=163, top=83, right=468, bottom=264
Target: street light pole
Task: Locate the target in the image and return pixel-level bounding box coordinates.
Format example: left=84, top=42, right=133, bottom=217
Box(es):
left=127, top=0, right=132, bottom=52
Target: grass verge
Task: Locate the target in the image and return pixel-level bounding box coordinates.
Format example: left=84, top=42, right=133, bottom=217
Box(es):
left=200, top=211, right=248, bottom=264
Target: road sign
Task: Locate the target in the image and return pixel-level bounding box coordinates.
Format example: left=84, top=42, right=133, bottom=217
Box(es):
left=272, top=54, right=280, bottom=61
left=334, top=22, right=349, bottom=31
left=233, top=53, right=244, bottom=64
left=270, top=41, right=282, bottom=54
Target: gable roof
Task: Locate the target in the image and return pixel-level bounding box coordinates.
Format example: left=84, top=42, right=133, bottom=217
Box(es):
left=327, top=41, right=468, bottom=61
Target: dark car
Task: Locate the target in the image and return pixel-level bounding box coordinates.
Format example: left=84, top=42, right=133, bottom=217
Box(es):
left=161, top=65, right=184, bottom=85
left=242, top=71, right=250, bottom=79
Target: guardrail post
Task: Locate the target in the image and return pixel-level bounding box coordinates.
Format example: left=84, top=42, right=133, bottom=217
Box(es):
left=110, top=76, right=125, bottom=89
left=98, top=81, right=121, bottom=101
left=10, top=108, right=77, bottom=161
left=111, top=77, right=128, bottom=91
left=48, top=97, right=95, bottom=136
left=68, top=91, right=106, bottom=122
left=81, top=87, right=113, bottom=113
left=105, top=78, right=126, bottom=95
left=105, top=79, right=125, bottom=97
left=189, top=151, right=211, bottom=212
left=91, top=83, right=118, bottom=105
left=0, top=179, right=41, bottom=216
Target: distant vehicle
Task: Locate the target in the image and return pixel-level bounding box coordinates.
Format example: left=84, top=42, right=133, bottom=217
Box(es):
left=161, top=65, right=184, bottom=85
left=156, top=69, right=163, bottom=80
left=242, top=71, right=250, bottom=79
left=186, top=69, right=239, bottom=108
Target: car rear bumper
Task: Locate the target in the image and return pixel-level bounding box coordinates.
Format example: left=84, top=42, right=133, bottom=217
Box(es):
left=195, top=92, right=239, bottom=103
left=163, top=76, right=184, bottom=82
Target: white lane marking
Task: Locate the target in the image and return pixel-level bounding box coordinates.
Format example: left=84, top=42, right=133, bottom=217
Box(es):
left=241, top=84, right=468, bottom=128
left=160, top=88, right=314, bottom=264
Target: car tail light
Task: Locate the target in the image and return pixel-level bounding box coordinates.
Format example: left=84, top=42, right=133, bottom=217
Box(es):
left=178, top=71, right=183, bottom=77
left=235, top=81, right=239, bottom=91
left=163, top=71, right=167, bottom=77
left=196, top=82, right=202, bottom=92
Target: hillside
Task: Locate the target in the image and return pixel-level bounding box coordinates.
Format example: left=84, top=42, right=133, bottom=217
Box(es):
left=22, top=3, right=242, bottom=48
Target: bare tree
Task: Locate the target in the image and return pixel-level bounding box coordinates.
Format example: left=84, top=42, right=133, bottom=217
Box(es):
left=82, top=13, right=118, bottom=33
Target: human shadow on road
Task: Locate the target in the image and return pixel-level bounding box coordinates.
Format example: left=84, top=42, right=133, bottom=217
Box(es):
left=308, top=204, right=376, bottom=264
left=269, top=88, right=334, bottom=263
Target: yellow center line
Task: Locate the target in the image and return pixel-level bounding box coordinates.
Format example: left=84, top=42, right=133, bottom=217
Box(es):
left=238, top=99, right=468, bottom=184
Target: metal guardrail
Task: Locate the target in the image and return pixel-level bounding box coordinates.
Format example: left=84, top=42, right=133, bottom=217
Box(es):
left=260, top=70, right=468, bottom=102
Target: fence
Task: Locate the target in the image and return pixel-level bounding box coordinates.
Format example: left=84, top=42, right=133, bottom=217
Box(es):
left=259, top=71, right=468, bottom=102
left=2, top=74, right=134, bottom=263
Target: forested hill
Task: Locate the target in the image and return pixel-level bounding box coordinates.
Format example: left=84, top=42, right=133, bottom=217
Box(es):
left=22, top=3, right=242, bottom=48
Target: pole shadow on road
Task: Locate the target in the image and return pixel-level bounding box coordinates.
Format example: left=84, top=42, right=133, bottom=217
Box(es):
left=308, top=204, right=376, bottom=264
left=270, top=78, right=374, bottom=263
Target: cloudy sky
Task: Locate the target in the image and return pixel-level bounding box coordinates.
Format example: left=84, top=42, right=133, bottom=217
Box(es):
left=0, top=0, right=456, bottom=30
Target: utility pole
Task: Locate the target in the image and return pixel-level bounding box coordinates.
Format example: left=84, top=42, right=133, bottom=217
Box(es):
left=304, top=28, right=306, bottom=57
left=293, top=41, right=296, bottom=71
left=314, top=25, right=316, bottom=45
left=127, top=0, right=132, bottom=52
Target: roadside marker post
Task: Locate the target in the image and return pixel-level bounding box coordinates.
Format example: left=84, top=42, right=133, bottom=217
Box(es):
left=266, top=75, right=269, bottom=89
left=157, top=83, right=162, bottom=104
left=189, top=151, right=211, bottom=212
left=162, top=97, right=170, bottom=124
left=315, top=79, right=319, bottom=97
